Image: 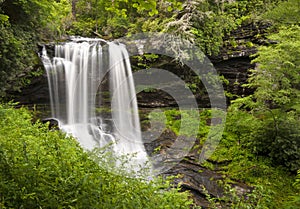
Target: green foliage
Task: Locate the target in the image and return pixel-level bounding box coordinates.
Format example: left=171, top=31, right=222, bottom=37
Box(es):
left=0, top=24, right=40, bottom=97
left=295, top=170, right=300, bottom=189
left=46, top=0, right=73, bottom=37
left=70, top=0, right=182, bottom=37
left=263, top=0, right=300, bottom=26
left=0, top=13, right=8, bottom=24
left=149, top=107, right=300, bottom=208
left=249, top=26, right=300, bottom=109
left=148, top=108, right=210, bottom=139
left=243, top=2, right=300, bottom=161
left=226, top=104, right=300, bottom=172
left=204, top=9, right=300, bottom=204
left=224, top=0, right=281, bottom=18
left=204, top=181, right=279, bottom=209
left=204, top=108, right=299, bottom=208
left=0, top=104, right=192, bottom=208
left=283, top=169, right=300, bottom=209
left=162, top=0, right=281, bottom=55
left=188, top=2, right=238, bottom=55
left=69, top=0, right=280, bottom=55
left=1, top=0, right=69, bottom=33
left=0, top=0, right=71, bottom=98
left=132, top=54, right=159, bottom=70
left=229, top=25, right=300, bottom=172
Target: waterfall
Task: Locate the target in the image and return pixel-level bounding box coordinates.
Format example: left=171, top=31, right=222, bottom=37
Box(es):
left=41, top=38, right=149, bottom=173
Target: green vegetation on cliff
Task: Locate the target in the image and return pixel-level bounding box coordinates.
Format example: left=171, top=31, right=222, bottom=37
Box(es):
left=0, top=0, right=71, bottom=98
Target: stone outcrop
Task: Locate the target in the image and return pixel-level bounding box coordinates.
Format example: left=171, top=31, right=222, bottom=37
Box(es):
left=139, top=109, right=252, bottom=208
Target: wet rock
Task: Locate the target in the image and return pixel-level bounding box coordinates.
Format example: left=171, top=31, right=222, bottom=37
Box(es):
left=41, top=118, right=60, bottom=130
left=13, top=73, right=50, bottom=105
left=142, top=126, right=253, bottom=208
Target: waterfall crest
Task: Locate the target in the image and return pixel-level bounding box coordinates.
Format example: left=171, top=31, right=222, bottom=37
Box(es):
left=42, top=38, right=149, bottom=173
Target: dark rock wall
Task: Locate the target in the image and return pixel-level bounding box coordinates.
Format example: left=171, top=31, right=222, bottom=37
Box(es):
left=13, top=73, right=49, bottom=105
left=213, top=56, right=255, bottom=97
left=13, top=22, right=270, bottom=107
left=12, top=54, right=253, bottom=108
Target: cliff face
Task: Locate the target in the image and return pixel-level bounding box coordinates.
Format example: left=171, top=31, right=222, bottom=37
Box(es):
left=19, top=22, right=271, bottom=108
left=12, top=55, right=252, bottom=107
left=13, top=22, right=270, bottom=108
left=210, top=21, right=271, bottom=98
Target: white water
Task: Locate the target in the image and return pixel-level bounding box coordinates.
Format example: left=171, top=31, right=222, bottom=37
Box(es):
left=41, top=39, right=149, bottom=173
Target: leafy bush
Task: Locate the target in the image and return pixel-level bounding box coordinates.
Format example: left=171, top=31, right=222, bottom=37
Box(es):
left=252, top=111, right=300, bottom=171
left=0, top=24, right=40, bottom=98
left=0, top=0, right=72, bottom=98
left=205, top=107, right=300, bottom=208
left=0, top=104, right=192, bottom=208
left=263, top=0, right=300, bottom=26
left=225, top=25, right=300, bottom=172
left=282, top=170, right=300, bottom=208
left=225, top=105, right=300, bottom=172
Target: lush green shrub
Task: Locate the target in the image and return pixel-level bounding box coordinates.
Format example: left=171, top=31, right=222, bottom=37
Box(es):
left=281, top=170, right=300, bottom=209
left=263, top=0, right=300, bottom=26
left=251, top=110, right=300, bottom=171
left=0, top=0, right=72, bottom=98
left=0, top=23, right=40, bottom=98
left=0, top=104, right=192, bottom=208
left=225, top=105, right=300, bottom=172
left=225, top=25, right=300, bottom=172
left=205, top=107, right=300, bottom=208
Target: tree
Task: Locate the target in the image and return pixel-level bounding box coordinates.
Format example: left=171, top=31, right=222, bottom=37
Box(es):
left=263, top=0, right=300, bottom=26
left=230, top=23, right=300, bottom=171
left=71, top=0, right=78, bottom=19
left=249, top=26, right=300, bottom=110
left=68, top=0, right=182, bottom=37
left=69, top=0, right=280, bottom=55
left=0, top=0, right=72, bottom=98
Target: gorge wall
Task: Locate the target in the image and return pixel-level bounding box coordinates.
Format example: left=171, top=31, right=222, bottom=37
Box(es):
left=13, top=22, right=270, bottom=108
left=11, top=22, right=270, bottom=208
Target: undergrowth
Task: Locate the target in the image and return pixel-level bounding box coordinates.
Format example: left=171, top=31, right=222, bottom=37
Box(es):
left=148, top=108, right=300, bottom=208
left=0, top=103, right=192, bottom=209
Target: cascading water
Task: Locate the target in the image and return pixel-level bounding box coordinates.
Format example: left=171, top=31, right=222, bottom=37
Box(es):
left=41, top=37, right=149, bottom=173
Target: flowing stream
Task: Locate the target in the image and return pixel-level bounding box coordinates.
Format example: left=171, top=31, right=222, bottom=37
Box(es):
left=41, top=37, right=149, bottom=173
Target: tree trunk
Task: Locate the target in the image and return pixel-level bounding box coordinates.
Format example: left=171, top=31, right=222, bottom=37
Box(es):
left=95, top=0, right=98, bottom=32
left=72, top=0, right=77, bottom=20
